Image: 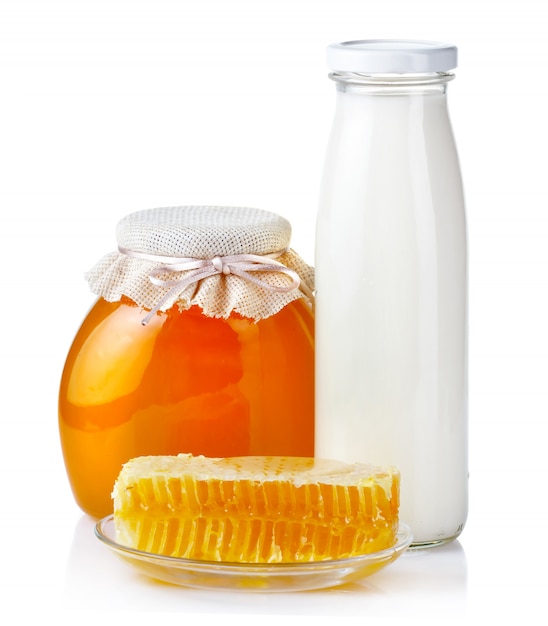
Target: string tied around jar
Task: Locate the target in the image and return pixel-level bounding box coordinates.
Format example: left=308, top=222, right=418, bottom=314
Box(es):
left=118, top=246, right=306, bottom=325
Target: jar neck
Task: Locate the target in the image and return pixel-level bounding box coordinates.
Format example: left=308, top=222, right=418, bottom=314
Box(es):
left=330, top=71, right=454, bottom=95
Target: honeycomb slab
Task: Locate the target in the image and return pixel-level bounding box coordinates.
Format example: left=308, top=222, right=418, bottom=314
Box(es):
left=112, top=454, right=400, bottom=563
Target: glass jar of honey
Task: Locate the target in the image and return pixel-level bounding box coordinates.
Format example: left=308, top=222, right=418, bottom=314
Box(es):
left=59, top=206, right=315, bottom=518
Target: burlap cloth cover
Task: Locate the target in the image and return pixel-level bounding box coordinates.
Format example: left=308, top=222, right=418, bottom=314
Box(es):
left=85, top=206, right=315, bottom=323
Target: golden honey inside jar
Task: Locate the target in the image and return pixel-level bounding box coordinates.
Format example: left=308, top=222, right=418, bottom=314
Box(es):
left=58, top=206, right=315, bottom=518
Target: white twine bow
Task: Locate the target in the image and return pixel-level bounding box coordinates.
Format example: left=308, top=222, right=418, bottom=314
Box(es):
left=118, top=246, right=303, bottom=325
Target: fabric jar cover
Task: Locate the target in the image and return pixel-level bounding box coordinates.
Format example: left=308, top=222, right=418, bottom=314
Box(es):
left=85, top=206, right=314, bottom=323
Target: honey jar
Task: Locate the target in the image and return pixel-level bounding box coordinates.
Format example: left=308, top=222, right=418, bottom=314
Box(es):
left=59, top=206, right=315, bottom=518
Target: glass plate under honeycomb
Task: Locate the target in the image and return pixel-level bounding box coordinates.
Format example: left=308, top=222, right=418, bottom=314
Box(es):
left=95, top=515, right=412, bottom=592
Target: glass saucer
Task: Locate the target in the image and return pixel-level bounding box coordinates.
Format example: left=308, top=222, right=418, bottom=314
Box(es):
left=95, top=515, right=412, bottom=592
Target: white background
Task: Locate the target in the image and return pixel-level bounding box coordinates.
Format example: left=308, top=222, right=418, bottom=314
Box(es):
left=1, top=0, right=547, bottom=622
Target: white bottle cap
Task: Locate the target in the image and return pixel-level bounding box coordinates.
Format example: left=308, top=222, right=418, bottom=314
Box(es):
left=326, top=39, right=458, bottom=74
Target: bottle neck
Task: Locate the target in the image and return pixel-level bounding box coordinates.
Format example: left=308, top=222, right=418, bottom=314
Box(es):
left=330, top=71, right=454, bottom=96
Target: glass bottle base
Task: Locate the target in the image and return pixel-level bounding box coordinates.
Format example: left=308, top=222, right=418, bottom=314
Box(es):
left=408, top=529, right=463, bottom=551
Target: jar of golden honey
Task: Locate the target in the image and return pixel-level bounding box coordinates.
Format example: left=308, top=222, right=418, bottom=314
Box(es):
left=59, top=206, right=315, bottom=518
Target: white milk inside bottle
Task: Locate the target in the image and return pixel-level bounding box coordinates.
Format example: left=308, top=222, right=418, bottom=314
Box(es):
left=315, top=40, right=468, bottom=547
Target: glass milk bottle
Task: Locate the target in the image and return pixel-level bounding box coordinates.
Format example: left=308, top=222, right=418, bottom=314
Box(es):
left=315, top=40, right=467, bottom=547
